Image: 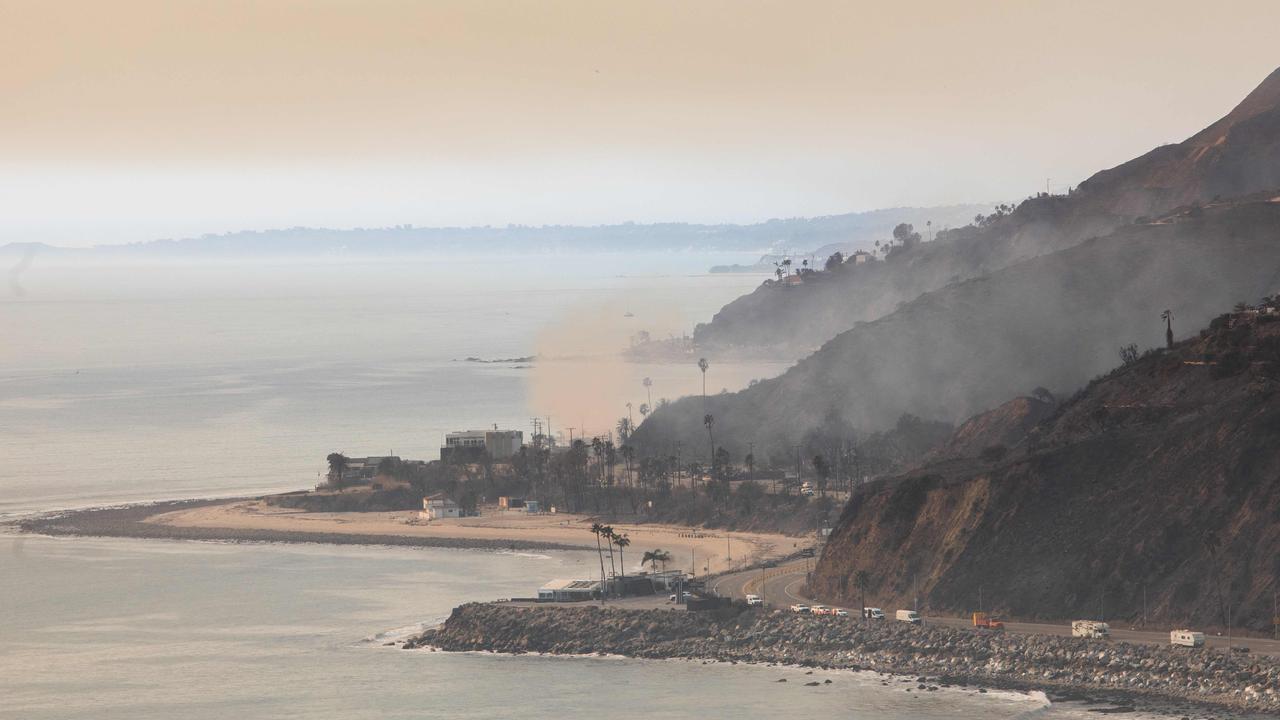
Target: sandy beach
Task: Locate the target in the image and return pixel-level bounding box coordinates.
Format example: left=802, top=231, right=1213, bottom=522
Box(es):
left=146, top=500, right=801, bottom=575
left=17, top=498, right=804, bottom=576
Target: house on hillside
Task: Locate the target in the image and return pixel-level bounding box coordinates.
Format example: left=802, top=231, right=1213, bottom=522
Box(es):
left=850, top=250, right=873, bottom=264
left=440, top=427, right=524, bottom=461
left=420, top=494, right=461, bottom=521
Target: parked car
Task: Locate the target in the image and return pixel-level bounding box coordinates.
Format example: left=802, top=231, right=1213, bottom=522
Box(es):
left=895, top=609, right=921, bottom=624
left=669, top=592, right=684, bottom=603
left=790, top=603, right=811, bottom=613
left=745, top=594, right=763, bottom=606
left=833, top=608, right=849, bottom=617
left=1170, top=629, right=1205, bottom=648
left=798, top=548, right=815, bottom=557
left=862, top=607, right=885, bottom=620
left=810, top=605, right=831, bottom=615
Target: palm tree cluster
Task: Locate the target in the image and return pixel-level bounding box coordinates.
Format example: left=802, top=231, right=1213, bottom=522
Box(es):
left=589, top=523, right=632, bottom=597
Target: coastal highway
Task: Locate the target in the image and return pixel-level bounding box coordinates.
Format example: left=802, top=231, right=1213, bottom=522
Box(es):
left=710, top=561, right=1280, bottom=657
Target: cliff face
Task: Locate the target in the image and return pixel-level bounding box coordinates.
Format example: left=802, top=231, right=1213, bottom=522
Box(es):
left=635, top=200, right=1280, bottom=461
left=809, top=313, right=1280, bottom=631
left=692, top=66, right=1280, bottom=356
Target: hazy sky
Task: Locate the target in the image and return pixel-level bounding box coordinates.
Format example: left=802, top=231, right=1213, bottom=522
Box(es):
left=3, top=0, right=1279, bottom=246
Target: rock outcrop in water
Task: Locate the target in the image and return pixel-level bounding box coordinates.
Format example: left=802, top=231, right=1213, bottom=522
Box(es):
left=409, top=603, right=1280, bottom=714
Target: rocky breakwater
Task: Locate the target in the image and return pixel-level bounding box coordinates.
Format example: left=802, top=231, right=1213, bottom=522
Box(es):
left=407, top=603, right=1280, bottom=714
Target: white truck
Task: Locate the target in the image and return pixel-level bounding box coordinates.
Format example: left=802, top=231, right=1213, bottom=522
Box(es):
left=895, top=609, right=921, bottom=624
left=862, top=607, right=885, bottom=620
left=1072, top=620, right=1110, bottom=639
left=1170, top=629, right=1205, bottom=648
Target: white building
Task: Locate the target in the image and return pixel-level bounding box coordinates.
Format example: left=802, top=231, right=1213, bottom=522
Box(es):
left=538, top=579, right=601, bottom=602
left=420, top=494, right=461, bottom=521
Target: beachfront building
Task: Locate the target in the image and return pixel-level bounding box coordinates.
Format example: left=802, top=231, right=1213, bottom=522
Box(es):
left=420, top=494, right=461, bottom=521
left=538, top=579, right=601, bottom=602
left=440, top=427, right=524, bottom=461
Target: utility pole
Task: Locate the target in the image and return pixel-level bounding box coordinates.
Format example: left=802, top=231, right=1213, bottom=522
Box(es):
left=794, top=444, right=802, bottom=493
left=979, top=585, right=983, bottom=614
left=1142, top=584, right=1147, bottom=629
left=726, top=532, right=731, bottom=566
left=1228, top=601, right=1233, bottom=652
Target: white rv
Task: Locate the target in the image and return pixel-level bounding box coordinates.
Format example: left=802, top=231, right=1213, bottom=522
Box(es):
left=1071, top=620, right=1110, bottom=639
left=1170, top=629, right=1205, bottom=648
left=896, top=609, right=922, bottom=624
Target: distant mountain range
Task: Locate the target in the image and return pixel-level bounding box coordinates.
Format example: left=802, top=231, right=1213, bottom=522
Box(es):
left=0, top=204, right=991, bottom=260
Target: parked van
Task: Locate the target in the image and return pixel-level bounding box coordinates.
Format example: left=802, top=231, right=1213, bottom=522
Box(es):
left=1170, top=629, right=1205, bottom=648
left=1071, top=620, right=1110, bottom=638
left=745, top=594, right=762, bottom=606
left=895, top=609, right=921, bottom=624
left=862, top=607, right=885, bottom=620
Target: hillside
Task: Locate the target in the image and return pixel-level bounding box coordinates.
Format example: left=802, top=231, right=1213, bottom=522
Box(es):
left=808, top=307, right=1280, bottom=630
left=692, top=66, right=1280, bottom=355
left=633, top=198, right=1280, bottom=461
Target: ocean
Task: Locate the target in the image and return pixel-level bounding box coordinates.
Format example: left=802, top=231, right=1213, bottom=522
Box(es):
left=0, top=252, right=1145, bottom=718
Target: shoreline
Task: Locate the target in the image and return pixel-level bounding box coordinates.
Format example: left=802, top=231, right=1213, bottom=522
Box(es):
left=407, top=603, right=1280, bottom=718
left=12, top=500, right=592, bottom=553
left=11, top=498, right=800, bottom=570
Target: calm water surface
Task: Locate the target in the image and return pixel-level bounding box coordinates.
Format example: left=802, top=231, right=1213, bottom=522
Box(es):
left=0, top=254, right=1148, bottom=718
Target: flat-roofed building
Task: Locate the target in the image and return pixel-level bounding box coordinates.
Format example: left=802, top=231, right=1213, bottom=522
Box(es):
left=537, top=579, right=601, bottom=602
left=440, top=428, right=524, bottom=461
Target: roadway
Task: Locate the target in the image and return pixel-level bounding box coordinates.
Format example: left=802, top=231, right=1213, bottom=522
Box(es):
left=709, top=561, right=1280, bottom=657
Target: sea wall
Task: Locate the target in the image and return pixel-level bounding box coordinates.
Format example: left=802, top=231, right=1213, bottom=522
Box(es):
left=409, top=603, right=1280, bottom=714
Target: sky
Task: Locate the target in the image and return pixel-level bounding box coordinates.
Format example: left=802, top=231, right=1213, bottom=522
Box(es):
left=2, top=0, right=1279, bottom=246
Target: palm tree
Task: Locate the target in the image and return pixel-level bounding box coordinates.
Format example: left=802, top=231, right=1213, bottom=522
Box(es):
left=601, top=524, right=617, bottom=582
left=654, top=549, right=671, bottom=572
left=619, top=444, right=634, bottom=487
left=1162, top=309, right=1174, bottom=349
left=613, top=532, right=631, bottom=594
left=642, top=377, right=653, bottom=409
left=590, top=523, right=609, bottom=599
left=642, top=548, right=672, bottom=574
left=642, top=549, right=658, bottom=573
left=616, top=415, right=632, bottom=445
left=703, top=413, right=715, bottom=482
left=326, top=452, right=349, bottom=488
left=854, top=570, right=872, bottom=626
left=697, top=357, right=709, bottom=402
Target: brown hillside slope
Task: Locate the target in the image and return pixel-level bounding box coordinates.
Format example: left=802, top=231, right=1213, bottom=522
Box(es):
left=1077, top=67, right=1280, bottom=218
left=809, top=311, right=1280, bottom=630
left=693, top=66, right=1280, bottom=354
left=635, top=199, right=1280, bottom=462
